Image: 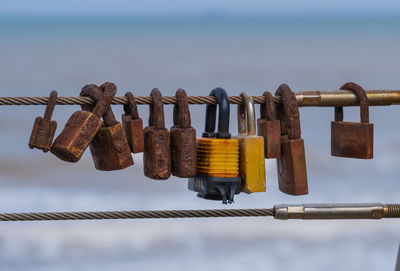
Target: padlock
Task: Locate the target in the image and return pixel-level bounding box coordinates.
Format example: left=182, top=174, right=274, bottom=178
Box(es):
left=257, top=91, right=281, bottom=158
left=50, top=83, right=114, bottom=162
left=143, top=88, right=171, bottom=180
left=188, top=87, right=241, bottom=204
left=81, top=83, right=134, bottom=171
left=28, top=90, right=58, bottom=152
left=331, top=82, right=373, bottom=159
left=236, top=92, right=266, bottom=193
left=122, top=92, right=144, bottom=153
left=275, top=84, right=308, bottom=196
left=170, top=88, right=197, bottom=178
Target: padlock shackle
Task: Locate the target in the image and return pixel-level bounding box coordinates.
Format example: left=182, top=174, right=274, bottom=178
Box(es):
left=260, top=91, right=276, bottom=121
left=173, top=88, right=191, bottom=128
left=149, top=88, right=165, bottom=129
left=43, top=90, right=58, bottom=121
left=80, top=83, right=118, bottom=127
left=203, top=87, right=231, bottom=139
left=99, top=83, right=119, bottom=127
left=91, top=82, right=116, bottom=120
left=335, top=82, right=369, bottom=123
left=124, top=92, right=140, bottom=120
left=275, top=84, right=301, bottom=140
left=239, top=92, right=257, bottom=136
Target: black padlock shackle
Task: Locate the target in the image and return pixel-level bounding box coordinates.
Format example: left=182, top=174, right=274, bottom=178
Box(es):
left=124, top=92, right=140, bottom=120
left=149, top=88, right=165, bottom=129
left=335, top=82, right=369, bottom=124
left=275, top=84, right=301, bottom=140
left=203, top=87, right=230, bottom=139
left=173, top=88, right=191, bottom=129
left=260, top=91, right=277, bottom=121
left=43, top=90, right=58, bottom=121
left=80, top=83, right=118, bottom=127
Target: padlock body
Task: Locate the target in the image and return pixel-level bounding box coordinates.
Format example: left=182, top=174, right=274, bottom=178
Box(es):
left=51, top=111, right=102, bottom=162
left=122, top=114, right=145, bottom=153
left=143, top=127, right=171, bottom=180
left=171, top=127, right=197, bottom=178
left=257, top=118, right=281, bottom=158
left=196, top=138, right=239, bottom=178
left=29, top=117, right=57, bottom=152
left=89, top=122, right=134, bottom=171
left=277, top=136, right=308, bottom=195
left=237, top=135, right=266, bottom=193
left=331, top=121, right=373, bottom=159
left=188, top=175, right=241, bottom=204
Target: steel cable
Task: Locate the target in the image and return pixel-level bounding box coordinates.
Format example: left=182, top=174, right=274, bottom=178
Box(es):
left=0, top=208, right=275, bottom=221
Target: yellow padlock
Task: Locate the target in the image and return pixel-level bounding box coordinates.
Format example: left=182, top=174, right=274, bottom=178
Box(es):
left=236, top=92, right=266, bottom=193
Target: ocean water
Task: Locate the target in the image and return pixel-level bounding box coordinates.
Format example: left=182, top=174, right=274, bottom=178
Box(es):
left=0, top=14, right=399, bottom=270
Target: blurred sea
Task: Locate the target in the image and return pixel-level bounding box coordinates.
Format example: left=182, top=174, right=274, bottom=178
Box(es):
left=0, top=14, right=399, bottom=270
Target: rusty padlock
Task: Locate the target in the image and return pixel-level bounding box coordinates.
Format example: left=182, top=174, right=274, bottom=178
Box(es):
left=28, top=90, right=58, bottom=152
left=143, top=88, right=171, bottom=180
left=50, top=84, right=114, bottom=162
left=122, top=92, right=144, bottom=153
left=257, top=91, right=281, bottom=158
left=237, top=92, right=266, bottom=193
left=275, top=84, right=308, bottom=196
left=170, top=88, right=197, bottom=178
left=331, top=82, right=373, bottom=159
left=81, top=83, right=134, bottom=171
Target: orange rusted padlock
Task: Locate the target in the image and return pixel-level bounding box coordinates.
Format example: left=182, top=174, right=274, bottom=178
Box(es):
left=51, top=84, right=114, bottom=162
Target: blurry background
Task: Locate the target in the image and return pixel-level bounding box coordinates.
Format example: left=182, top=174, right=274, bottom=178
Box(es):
left=0, top=1, right=400, bottom=270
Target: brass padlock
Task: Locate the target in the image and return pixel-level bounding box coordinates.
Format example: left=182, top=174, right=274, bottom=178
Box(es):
left=143, top=88, right=171, bottom=180
left=122, top=92, right=144, bottom=153
left=81, top=83, right=134, bottom=171
left=170, top=88, right=197, bottom=178
left=275, top=84, right=308, bottom=196
left=236, top=92, right=266, bottom=193
left=28, top=90, right=58, bottom=152
left=188, top=87, right=241, bottom=204
left=50, top=83, right=114, bottom=162
left=257, top=91, right=281, bottom=158
left=331, top=82, right=373, bottom=159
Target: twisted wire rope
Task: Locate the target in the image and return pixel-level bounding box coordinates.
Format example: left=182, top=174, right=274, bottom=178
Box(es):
left=0, top=96, right=277, bottom=106
left=0, top=208, right=275, bottom=221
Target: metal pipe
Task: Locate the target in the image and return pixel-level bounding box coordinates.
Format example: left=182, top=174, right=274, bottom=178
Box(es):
left=274, top=203, right=400, bottom=220
left=296, top=90, right=400, bottom=107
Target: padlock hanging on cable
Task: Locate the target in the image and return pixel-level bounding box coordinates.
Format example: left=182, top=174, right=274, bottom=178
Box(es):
left=143, top=88, right=171, bottom=180
left=331, top=82, right=373, bottom=159
left=188, top=87, right=241, bottom=204
left=122, top=92, right=145, bottom=154
left=50, top=83, right=114, bottom=162
left=257, top=91, right=281, bottom=159
left=170, top=88, right=197, bottom=178
left=235, top=92, right=266, bottom=193
left=28, top=90, right=58, bottom=152
left=275, top=84, right=308, bottom=196
left=80, top=83, right=134, bottom=171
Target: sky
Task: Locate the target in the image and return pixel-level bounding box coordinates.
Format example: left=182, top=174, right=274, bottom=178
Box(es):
left=1, top=0, right=400, bottom=16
